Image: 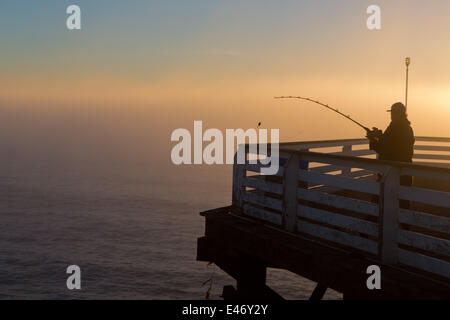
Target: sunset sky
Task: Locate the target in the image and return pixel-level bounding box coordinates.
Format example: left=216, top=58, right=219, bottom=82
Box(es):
left=1, top=0, right=449, bottom=144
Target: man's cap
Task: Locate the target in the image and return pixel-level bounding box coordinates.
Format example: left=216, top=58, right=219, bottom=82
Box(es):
left=387, top=102, right=406, bottom=113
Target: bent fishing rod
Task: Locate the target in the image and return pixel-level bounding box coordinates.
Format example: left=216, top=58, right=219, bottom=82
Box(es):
left=274, top=96, right=372, bottom=133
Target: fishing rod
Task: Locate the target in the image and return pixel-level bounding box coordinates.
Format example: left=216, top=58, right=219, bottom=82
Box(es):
left=274, top=96, right=371, bottom=133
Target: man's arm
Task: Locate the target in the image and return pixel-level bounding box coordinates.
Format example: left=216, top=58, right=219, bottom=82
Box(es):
left=369, top=125, right=394, bottom=156
left=367, top=127, right=383, bottom=151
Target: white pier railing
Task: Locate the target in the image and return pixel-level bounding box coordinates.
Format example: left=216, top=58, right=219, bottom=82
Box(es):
left=232, top=137, right=450, bottom=280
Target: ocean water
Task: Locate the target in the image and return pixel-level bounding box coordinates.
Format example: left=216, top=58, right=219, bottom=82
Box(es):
left=0, top=161, right=341, bottom=300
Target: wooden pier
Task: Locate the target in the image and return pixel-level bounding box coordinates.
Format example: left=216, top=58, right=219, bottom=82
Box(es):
left=197, top=137, right=450, bottom=300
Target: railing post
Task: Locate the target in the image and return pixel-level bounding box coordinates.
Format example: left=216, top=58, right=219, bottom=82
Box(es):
left=283, top=154, right=299, bottom=232
left=232, top=146, right=247, bottom=208
left=257, top=144, right=268, bottom=209
left=299, top=149, right=309, bottom=188
left=379, top=166, right=400, bottom=264
left=342, top=144, right=352, bottom=175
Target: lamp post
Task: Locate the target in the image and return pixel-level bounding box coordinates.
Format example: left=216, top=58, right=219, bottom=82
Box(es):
left=405, top=57, right=411, bottom=111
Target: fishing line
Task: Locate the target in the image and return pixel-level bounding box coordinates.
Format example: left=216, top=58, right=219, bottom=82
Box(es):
left=256, top=121, right=302, bottom=141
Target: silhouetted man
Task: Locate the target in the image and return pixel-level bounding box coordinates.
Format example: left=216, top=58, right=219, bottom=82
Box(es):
left=367, top=102, right=415, bottom=163
left=367, top=102, right=415, bottom=208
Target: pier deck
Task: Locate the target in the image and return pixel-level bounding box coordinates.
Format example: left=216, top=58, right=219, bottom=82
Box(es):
left=197, top=137, right=450, bottom=300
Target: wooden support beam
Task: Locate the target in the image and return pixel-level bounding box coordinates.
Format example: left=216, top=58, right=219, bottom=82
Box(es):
left=197, top=208, right=450, bottom=299
left=309, top=283, right=328, bottom=300
left=198, top=236, right=284, bottom=300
